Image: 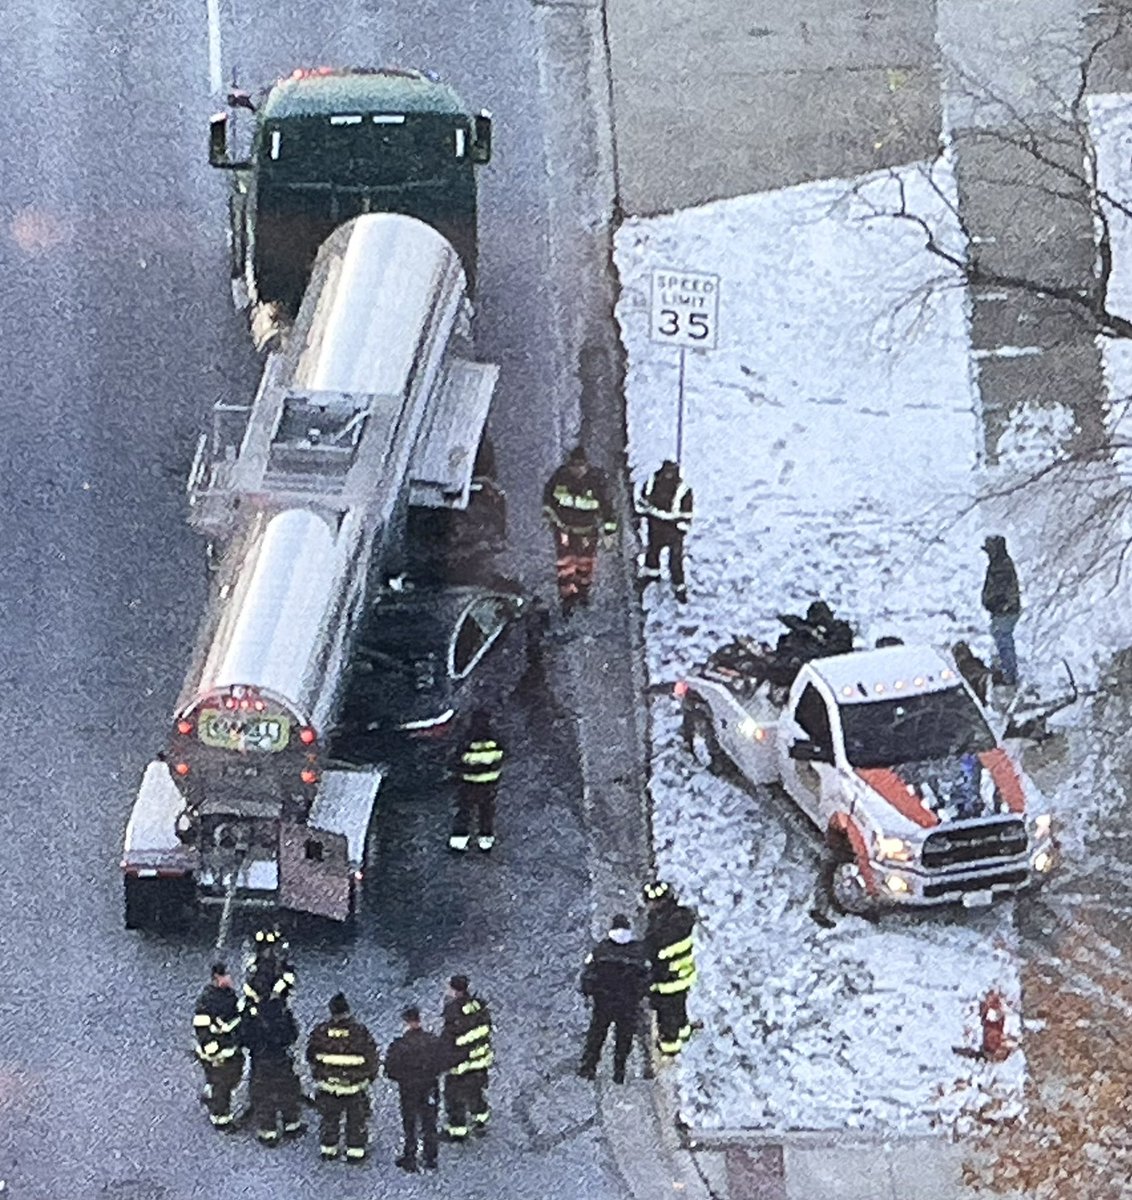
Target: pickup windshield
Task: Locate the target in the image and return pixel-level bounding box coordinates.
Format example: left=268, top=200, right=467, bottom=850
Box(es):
left=838, top=686, right=996, bottom=768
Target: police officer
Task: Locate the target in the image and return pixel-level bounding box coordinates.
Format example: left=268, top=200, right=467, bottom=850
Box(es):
left=636, top=459, right=694, bottom=603
left=642, top=881, right=698, bottom=1057
left=192, top=961, right=244, bottom=1131
left=542, top=446, right=617, bottom=616
left=384, top=1006, right=448, bottom=1173
left=449, top=709, right=503, bottom=853
left=306, top=993, right=380, bottom=1164
left=244, top=928, right=296, bottom=1006
left=440, top=974, right=494, bottom=1142
left=241, top=993, right=305, bottom=1146
left=577, top=914, right=651, bottom=1084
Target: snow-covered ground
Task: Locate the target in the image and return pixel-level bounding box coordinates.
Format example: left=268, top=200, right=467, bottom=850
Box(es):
left=613, top=106, right=1132, bottom=1135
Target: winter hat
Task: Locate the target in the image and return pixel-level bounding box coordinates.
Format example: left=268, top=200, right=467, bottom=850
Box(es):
left=329, top=992, right=350, bottom=1016
left=567, top=446, right=587, bottom=465
left=402, top=1005, right=421, bottom=1024
left=211, top=961, right=229, bottom=978
left=610, top=913, right=631, bottom=929
left=449, top=974, right=470, bottom=994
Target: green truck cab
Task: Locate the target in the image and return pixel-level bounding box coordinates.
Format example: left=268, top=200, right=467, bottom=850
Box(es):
left=209, top=66, right=492, bottom=312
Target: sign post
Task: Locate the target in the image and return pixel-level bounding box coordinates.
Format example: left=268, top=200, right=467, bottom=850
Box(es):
left=649, top=268, right=720, bottom=462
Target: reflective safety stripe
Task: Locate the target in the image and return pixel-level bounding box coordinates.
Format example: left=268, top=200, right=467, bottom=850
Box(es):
left=258, top=1130, right=280, bottom=1143
left=462, top=771, right=501, bottom=784
left=316, top=1079, right=369, bottom=1096
left=445, top=1125, right=469, bottom=1138
left=214, top=1015, right=241, bottom=1034
left=454, top=1025, right=490, bottom=1047
left=658, top=1039, right=682, bottom=1055
left=668, top=953, right=696, bottom=978
left=477, top=836, right=495, bottom=851
left=345, top=1147, right=366, bottom=1159
left=450, top=1053, right=493, bottom=1075
left=678, top=1024, right=693, bottom=1041
left=283, top=1121, right=304, bottom=1133
left=472, top=1110, right=490, bottom=1125
left=657, top=935, right=694, bottom=961
left=449, top=835, right=470, bottom=851
left=652, top=973, right=695, bottom=995
left=320, top=1145, right=339, bottom=1158
left=315, top=1052, right=368, bottom=1067
left=193, top=1014, right=212, bottom=1028
left=552, top=486, right=601, bottom=511
left=211, top=1112, right=234, bottom=1126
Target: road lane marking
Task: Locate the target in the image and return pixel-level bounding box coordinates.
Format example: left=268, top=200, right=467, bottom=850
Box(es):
left=206, top=0, right=223, bottom=95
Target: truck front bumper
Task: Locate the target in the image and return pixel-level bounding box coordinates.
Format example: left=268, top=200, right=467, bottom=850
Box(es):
left=869, top=838, right=1056, bottom=907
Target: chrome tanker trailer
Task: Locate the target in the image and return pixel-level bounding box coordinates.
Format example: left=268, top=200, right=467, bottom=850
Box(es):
left=121, top=213, right=499, bottom=930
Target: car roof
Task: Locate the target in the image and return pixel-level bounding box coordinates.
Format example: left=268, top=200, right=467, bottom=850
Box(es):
left=363, top=584, right=520, bottom=654
left=807, top=645, right=961, bottom=705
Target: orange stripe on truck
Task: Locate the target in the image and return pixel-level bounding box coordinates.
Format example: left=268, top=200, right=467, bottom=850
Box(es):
left=977, top=749, right=1026, bottom=813
left=855, top=768, right=938, bottom=829
left=830, top=812, right=877, bottom=894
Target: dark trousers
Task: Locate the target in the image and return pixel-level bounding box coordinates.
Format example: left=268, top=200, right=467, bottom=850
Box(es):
left=643, top=521, right=686, bottom=591
left=315, top=1090, right=369, bottom=1158
left=553, top=527, right=599, bottom=605
left=249, top=1054, right=303, bottom=1142
left=398, top=1082, right=439, bottom=1166
left=453, top=782, right=496, bottom=839
left=653, top=992, right=690, bottom=1055
left=201, top=1052, right=244, bottom=1126
left=580, top=1002, right=637, bottom=1077
left=444, top=1071, right=489, bottom=1135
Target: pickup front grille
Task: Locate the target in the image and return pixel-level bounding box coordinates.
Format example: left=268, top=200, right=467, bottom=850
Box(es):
left=921, top=818, right=1027, bottom=869
left=923, top=867, right=1029, bottom=899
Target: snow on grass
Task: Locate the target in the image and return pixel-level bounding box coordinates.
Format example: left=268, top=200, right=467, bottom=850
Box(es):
left=615, top=158, right=1026, bottom=1134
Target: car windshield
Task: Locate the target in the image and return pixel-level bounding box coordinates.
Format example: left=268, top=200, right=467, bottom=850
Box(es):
left=839, top=686, right=996, bottom=768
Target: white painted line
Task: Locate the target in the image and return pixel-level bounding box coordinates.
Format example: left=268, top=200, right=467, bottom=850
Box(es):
left=206, top=0, right=223, bottom=95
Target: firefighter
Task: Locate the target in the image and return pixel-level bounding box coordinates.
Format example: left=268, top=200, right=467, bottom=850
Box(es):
left=440, top=974, right=494, bottom=1142
left=240, top=993, right=305, bottom=1146
left=448, top=708, right=503, bottom=853
left=306, top=992, right=381, bottom=1164
left=636, top=459, right=694, bottom=603
left=192, top=961, right=244, bottom=1131
left=642, top=880, right=697, bottom=1057
left=577, top=914, right=651, bottom=1083
left=384, top=1006, right=448, bottom=1173
left=244, top=927, right=296, bottom=1006
left=542, top=446, right=617, bottom=617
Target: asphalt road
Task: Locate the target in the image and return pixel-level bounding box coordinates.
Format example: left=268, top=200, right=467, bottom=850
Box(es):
left=0, top=1, right=625, bottom=1196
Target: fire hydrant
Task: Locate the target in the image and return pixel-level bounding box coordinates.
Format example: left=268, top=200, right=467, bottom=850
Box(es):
left=979, top=989, right=1012, bottom=1062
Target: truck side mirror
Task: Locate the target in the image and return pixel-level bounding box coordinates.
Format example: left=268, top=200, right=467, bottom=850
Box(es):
left=472, top=111, right=492, bottom=164
left=227, top=88, right=256, bottom=112
left=209, top=112, right=230, bottom=167
left=789, top=739, right=832, bottom=765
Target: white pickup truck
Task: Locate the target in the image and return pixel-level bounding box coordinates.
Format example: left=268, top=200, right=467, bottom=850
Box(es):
left=678, top=642, right=1055, bottom=913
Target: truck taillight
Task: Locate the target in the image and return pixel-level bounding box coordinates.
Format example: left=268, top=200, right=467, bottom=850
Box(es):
left=300, top=768, right=318, bottom=785
left=174, top=761, right=190, bottom=777
left=299, top=727, right=316, bottom=745
left=176, top=719, right=193, bottom=735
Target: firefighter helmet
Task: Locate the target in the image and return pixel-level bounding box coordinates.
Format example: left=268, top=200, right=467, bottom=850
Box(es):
left=643, top=880, right=671, bottom=903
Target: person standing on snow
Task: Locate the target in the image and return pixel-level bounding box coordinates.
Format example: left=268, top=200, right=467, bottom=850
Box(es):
left=542, top=446, right=617, bottom=617
left=980, top=535, right=1021, bottom=687
left=642, top=881, right=698, bottom=1057
left=636, top=459, right=694, bottom=603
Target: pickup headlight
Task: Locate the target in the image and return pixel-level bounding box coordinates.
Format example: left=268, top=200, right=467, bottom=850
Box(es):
left=738, top=716, right=764, bottom=740
left=1031, top=814, right=1052, bottom=840
left=874, top=834, right=916, bottom=863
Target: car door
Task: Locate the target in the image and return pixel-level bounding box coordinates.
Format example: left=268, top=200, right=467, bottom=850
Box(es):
left=450, top=594, right=518, bottom=680
left=779, top=683, right=835, bottom=826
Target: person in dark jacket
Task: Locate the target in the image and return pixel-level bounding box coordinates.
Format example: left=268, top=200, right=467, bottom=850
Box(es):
left=642, top=881, right=698, bottom=1057
left=440, top=974, right=494, bottom=1141
left=449, top=709, right=503, bottom=854
left=808, top=823, right=857, bottom=928
left=636, top=459, right=694, bottom=603
left=952, top=640, right=992, bottom=705
left=577, top=914, right=652, bottom=1084
left=241, top=993, right=305, bottom=1145
left=981, top=535, right=1022, bottom=687
left=384, top=1006, right=449, bottom=1173
left=244, top=928, right=296, bottom=1007
left=192, top=962, right=244, bottom=1130
left=306, top=993, right=380, bottom=1163
left=542, top=446, right=617, bottom=616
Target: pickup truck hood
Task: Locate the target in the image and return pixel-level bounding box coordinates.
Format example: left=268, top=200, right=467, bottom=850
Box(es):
left=855, top=748, right=1026, bottom=827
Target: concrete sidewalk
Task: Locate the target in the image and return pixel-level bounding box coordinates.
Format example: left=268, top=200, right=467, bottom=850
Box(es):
left=584, top=2, right=1024, bottom=1198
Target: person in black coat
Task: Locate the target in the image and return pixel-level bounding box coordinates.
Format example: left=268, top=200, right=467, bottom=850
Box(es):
left=240, top=994, right=305, bottom=1146
left=952, top=640, right=992, bottom=705
left=384, top=1006, right=450, bottom=1173
left=577, top=914, right=651, bottom=1084
left=981, top=535, right=1022, bottom=687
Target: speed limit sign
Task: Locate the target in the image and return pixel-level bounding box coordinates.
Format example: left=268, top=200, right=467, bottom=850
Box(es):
left=650, top=268, right=720, bottom=349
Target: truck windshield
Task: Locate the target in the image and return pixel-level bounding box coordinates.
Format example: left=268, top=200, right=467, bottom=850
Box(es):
left=259, top=115, right=469, bottom=187
left=838, top=687, right=996, bottom=769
